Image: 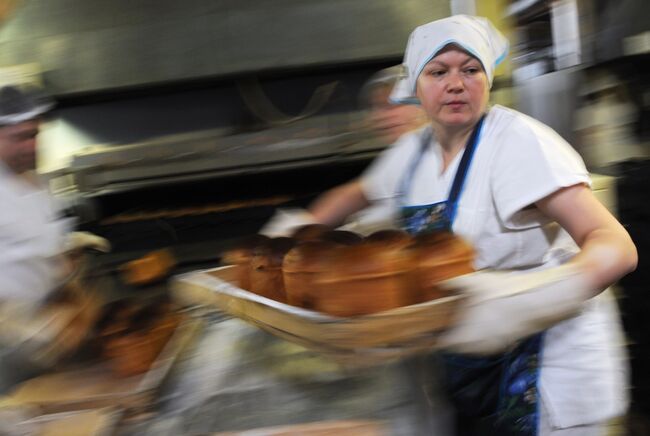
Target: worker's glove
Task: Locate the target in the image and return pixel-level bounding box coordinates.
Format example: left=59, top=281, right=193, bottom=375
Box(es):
left=436, top=264, right=592, bottom=356
left=259, top=208, right=319, bottom=237
left=63, top=231, right=111, bottom=253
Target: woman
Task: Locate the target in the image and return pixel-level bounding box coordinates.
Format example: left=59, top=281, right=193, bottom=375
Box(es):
left=267, top=15, right=637, bottom=436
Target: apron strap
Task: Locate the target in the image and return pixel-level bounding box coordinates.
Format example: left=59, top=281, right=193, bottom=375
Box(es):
left=446, top=115, right=486, bottom=225
left=398, top=114, right=486, bottom=227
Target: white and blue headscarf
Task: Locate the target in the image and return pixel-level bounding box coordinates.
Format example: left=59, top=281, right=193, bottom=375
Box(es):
left=390, top=15, right=509, bottom=104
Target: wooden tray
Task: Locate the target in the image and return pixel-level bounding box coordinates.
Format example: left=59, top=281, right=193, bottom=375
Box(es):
left=0, top=316, right=203, bottom=415
left=14, top=408, right=123, bottom=436
left=171, top=266, right=464, bottom=362
left=213, top=419, right=388, bottom=435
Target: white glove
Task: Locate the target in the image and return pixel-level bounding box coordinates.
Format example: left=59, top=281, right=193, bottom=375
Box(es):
left=436, top=265, right=591, bottom=356
left=63, top=231, right=111, bottom=253
left=259, top=208, right=319, bottom=237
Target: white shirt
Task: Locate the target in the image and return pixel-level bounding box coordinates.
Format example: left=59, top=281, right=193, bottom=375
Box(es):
left=0, top=163, right=70, bottom=304
left=360, top=105, right=628, bottom=428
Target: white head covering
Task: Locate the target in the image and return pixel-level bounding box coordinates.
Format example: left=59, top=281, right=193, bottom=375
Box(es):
left=390, top=15, right=509, bottom=104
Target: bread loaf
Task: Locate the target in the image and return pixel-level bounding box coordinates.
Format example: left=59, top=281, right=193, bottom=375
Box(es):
left=291, top=224, right=331, bottom=242
left=100, top=301, right=181, bottom=377
left=250, top=237, right=296, bottom=302
left=409, top=231, right=474, bottom=302
left=319, top=230, right=363, bottom=245
left=283, top=241, right=338, bottom=309
left=221, top=234, right=270, bottom=290
left=315, top=242, right=412, bottom=316
left=365, top=229, right=412, bottom=247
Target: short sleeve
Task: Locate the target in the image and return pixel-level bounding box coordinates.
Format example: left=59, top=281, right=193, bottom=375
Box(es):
left=360, top=129, right=425, bottom=202
left=490, top=113, right=590, bottom=229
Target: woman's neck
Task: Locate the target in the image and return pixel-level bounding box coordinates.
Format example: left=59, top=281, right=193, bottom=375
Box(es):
left=432, top=124, right=475, bottom=172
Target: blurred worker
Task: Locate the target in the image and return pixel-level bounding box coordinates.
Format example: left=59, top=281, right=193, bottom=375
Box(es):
left=0, top=85, right=108, bottom=392
left=341, top=66, right=428, bottom=234
left=264, top=15, right=637, bottom=435
left=266, top=66, right=428, bottom=235
left=0, top=85, right=69, bottom=302
left=360, top=65, right=428, bottom=144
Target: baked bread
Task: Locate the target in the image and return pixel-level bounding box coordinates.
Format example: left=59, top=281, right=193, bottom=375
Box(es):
left=283, top=241, right=338, bottom=309
left=121, top=249, right=176, bottom=286
left=291, top=224, right=331, bottom=242
left=249, top=237, right=296, bottom=302
left=315, top=242, right=412, bottom=316
left=221, top=234, right=270, bottom=290
left=319, top=230, right=363, bottom=245
left=100, top=301, right=181, bottom=377
left=365, top=229, right=412, bottom=248
left=225, top=229, right=473, bottom=315
left=408, top=231, right=474, bottom=302
left=103, top=312, right=180, bottom=377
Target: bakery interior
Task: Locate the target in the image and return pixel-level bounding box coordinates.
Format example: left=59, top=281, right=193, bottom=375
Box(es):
left=0, top=0, right=648, bottom=434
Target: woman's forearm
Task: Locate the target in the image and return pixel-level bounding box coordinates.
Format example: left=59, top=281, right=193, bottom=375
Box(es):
left=309, top=180, right=370, bottom=227
left=570, top=227, right=638, bottom=294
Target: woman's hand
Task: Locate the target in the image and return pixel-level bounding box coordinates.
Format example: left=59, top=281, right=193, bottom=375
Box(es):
left=309, top=180, right=370, bottom=227
left=436, top=265, right=591, bottom=355
left=260, top=181, right=371, bottom=237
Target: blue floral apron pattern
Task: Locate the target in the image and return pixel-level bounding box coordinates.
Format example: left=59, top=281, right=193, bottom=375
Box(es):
left=397, top=116, right=543, bottom=435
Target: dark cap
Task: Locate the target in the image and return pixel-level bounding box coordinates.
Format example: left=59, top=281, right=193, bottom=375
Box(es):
left=0, top=85, right=53, bottom=126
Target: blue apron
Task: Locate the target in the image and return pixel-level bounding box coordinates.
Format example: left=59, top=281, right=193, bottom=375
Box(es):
left=398, top=117, right=543, bottom=435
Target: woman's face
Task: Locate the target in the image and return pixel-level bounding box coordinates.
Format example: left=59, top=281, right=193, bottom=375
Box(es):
left=415, top=46, right=489, bottom=131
